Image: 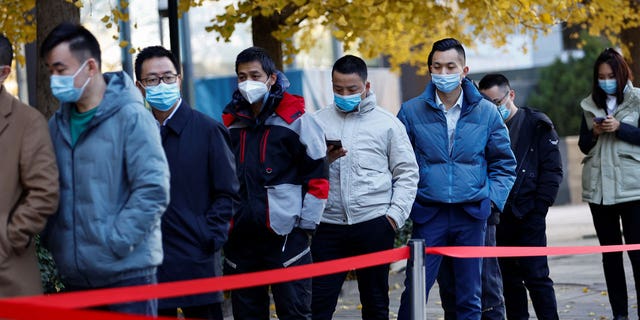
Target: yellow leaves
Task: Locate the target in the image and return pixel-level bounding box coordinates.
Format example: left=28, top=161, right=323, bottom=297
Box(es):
left=0, top=0, right=36, bottom=65
left=539, top=13, right=553, bottom=25
left=119, top=40, right=129, bottom=48
left=225, top=5, right=237, bottom=15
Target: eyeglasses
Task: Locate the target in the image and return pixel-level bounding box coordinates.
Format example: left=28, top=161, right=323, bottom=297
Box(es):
left=491, top=90, right=510, bottom=106
left=140, top=73, right=179, bottom=87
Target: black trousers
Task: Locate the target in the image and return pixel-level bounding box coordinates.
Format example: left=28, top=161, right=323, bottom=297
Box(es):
left=496, top=208, right=558, bottom=320
left=224, top=227, right=313, bottom=320
left=311, top=215, right=396, bottom=320
left=589, top=201, right=640, bottom=318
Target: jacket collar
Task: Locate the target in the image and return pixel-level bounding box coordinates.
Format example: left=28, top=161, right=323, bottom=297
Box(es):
left=164, top=100, right=190, bottom=136
left=0, top=86, right=12, bottom=135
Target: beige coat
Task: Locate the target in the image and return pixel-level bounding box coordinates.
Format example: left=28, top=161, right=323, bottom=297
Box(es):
left=0, top=85, right=59, bottom=297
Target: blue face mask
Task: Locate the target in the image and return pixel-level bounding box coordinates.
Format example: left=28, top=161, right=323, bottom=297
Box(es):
left=50, top=60, right=90, bottom=103
left=431, top=73, right=461, bottom=93
left=598, top=79, right=617, bottom=95
left=334, top=91, right=363, bottom=112
left=497, top=104, right=510, bottom=120
left=145, top=82, right=181, bottom=111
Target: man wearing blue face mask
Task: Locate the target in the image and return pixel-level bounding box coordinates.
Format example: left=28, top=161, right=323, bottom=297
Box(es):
left=41, top=23, right=169, bottom=316
left=134, top=46, right=240, bottom=320
left=396, top=38, right=516, bottom=320
left=311, top=55, right=419, bottom=320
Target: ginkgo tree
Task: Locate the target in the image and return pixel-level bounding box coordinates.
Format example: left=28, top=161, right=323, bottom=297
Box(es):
left=201, top=0, right=640, bottom=76
left=2, top=0, right=640, bottom=76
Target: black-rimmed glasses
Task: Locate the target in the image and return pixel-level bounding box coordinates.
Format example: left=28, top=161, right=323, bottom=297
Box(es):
left=140, top=73, right=179, bottom=87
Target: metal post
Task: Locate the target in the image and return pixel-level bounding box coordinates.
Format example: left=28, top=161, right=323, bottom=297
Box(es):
left=118, top=0, right=133, bottom=77
left=408, top=239, right=426, bottom=320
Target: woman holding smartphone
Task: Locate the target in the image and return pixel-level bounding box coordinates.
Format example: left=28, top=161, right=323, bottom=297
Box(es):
left=578, top=48, right=640, bottom=320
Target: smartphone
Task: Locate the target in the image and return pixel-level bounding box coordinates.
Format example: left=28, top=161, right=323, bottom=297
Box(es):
left=593, top=117, right=606, bottom=124
left=326, top=139, right=343, bottom=148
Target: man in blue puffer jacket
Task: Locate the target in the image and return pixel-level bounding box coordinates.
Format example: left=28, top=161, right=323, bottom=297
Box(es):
left=41, top=23, right=169, bottom=316
left=396, top=38, right=516, bottom=320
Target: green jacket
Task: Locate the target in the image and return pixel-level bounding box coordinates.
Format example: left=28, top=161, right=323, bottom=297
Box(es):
left=580, top=82, right=640, bottom=205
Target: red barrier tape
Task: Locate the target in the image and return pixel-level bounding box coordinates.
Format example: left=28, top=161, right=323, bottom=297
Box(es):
left=2, top=244, right=640, bottom=319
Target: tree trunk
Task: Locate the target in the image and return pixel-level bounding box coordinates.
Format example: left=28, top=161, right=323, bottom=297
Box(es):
left=36, top=0, right=79, bottom=118
left=621, top=0, right=640, bottom=87
left=622, top=27, right=640, bottom=87
left=251, top=14, right=284, bottom=71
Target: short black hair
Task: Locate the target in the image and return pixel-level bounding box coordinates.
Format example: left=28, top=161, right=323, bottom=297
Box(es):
left=134, top=46, right=180, bottom=80
left=235, top=47, right=277, bottom=76
left=0, top=34, right=13, bottom=66
left=332, top=55, right=367, bottom=82
left=40, top=22, right=101, bottom=67
left=478, top=73, right=511, bottom=91
left=427, top=38, right=466, bottom=67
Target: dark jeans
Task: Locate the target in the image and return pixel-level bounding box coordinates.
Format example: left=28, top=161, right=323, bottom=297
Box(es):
left=438, top=224, right=505, bottom=320
left=398, top=204, right=487, bottom=320
left=224, top=227, right=312, bottom=320
left=65, top=273, right=158, bottom=316
left=158, top=303, right=223, bottom=320
left=497, top=208, right=558, bottom=320
left=589, top=201, right=640, bottom=318
left=311, top=215, right=396, bottom=320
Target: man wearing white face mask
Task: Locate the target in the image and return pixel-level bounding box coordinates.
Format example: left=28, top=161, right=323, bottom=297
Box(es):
left=311, top=55, right=418, bottom=320
left=134, top=46, right=239, bottom=320
left=396, top=38, right=516, bottom=320
left=222, top=47, right=329, bottom=320
left=41, top=23, right=169, bottom=317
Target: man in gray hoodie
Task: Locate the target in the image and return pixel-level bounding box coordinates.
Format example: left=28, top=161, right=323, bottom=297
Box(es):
left=41, top=23, right=170, bottom=316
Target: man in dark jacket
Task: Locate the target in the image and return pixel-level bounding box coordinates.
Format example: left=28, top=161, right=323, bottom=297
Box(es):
left=222, top=47, right=329, bottom=320
left=479, top=73, right=563, bottom=320
left=135, top=46, right=240, bottom=320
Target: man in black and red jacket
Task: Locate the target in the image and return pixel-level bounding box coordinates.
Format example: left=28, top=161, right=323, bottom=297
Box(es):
left=222, top=47, right=329, bottom=320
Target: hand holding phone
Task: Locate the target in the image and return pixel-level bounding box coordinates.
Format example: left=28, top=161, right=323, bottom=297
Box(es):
left=593, top=117, right=606, bottom=124
left=326, top=139, right=343, bottom=148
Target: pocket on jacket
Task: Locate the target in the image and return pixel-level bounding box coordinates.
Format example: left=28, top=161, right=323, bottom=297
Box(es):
left=266, top=184, right=302, bottom=235
left=618, top=152, right=640, bottom=197
left=581, top=154, right=597, bottom=197
left=354, top=155, right=392, bottom=205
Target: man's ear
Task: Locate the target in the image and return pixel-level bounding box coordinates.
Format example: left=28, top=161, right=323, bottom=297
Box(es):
left=0, top=65, right=11, bottom=83
left=135, top=81, right=146, bottom=97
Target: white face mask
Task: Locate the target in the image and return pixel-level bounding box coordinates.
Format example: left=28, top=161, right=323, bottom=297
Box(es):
left=238, top=77, right=270, bottom=104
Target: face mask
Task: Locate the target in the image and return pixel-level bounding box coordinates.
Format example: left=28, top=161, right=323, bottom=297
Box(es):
left=239, top=78, right=270, bottom=104
left=497, top=104, right=510, bottom=120
left=431, top=73, right=461, bottom=93
left=334, top=90, right=364, bottom=112
left=598, top=79, right=617, bottom=95
left=50, top=60, right=91, bottom=103
left=145, top=82, right=181, bottom=111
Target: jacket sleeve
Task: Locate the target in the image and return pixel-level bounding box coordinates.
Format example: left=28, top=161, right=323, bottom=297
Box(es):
left=615, top=121, right=640, bottom=146
left=296, top=114, right=329, bottom=231
left=9, top=111, right=59, bottom=254
left=107, top=111, right=170, bottom=258
left=204, top=122, right=240, bottom=251
left=386, top=119, right=419, bottom=229
left=485, top=109, right=517, bottom=212
left=534, top=124, right=563, bottom=213
left=578, top=115, right=597, bottom=154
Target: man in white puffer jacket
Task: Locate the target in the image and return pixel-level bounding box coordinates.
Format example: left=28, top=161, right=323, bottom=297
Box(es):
left=311, top=55, right=419, bottom=320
